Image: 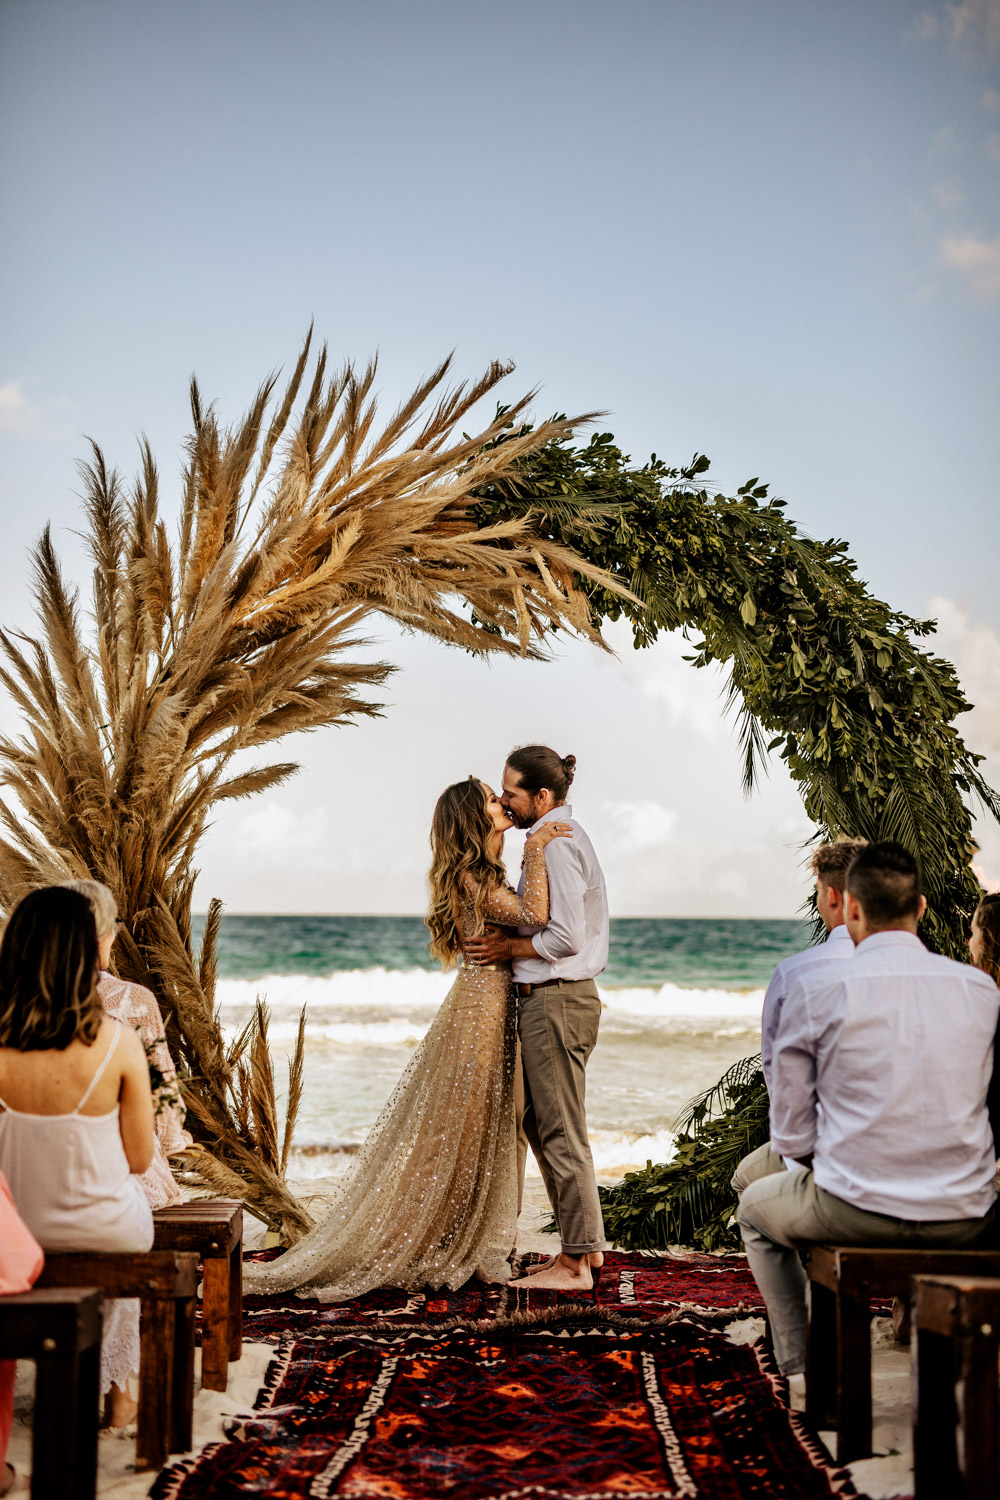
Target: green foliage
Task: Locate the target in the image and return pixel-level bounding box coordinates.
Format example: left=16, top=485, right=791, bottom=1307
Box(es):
left=475, top=423, right=997, bottom=960
left=598, top=1060, right=770, bottom=1252
left=476, top=421, right=999, bottom=1249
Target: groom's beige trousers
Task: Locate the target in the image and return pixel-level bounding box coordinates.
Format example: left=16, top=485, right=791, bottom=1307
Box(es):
left=516, top=979, right=607, bottom=1255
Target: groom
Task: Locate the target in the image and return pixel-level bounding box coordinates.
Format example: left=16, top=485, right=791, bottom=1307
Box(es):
left=465, top=743, right=609, bottom=1291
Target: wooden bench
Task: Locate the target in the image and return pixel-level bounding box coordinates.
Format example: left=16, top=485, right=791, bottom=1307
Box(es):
left=803, top=1245, right=1000, bottom=1464
left=0, top=1286, right=103, bottom=1500
left=912, top=1274, right=1000, bottom=1500
left=153, top=1200, right=243, bottom=1391
left=37, top=1249, right=199, bottom=1471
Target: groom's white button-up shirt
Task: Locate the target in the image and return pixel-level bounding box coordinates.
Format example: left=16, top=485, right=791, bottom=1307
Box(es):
left=771, top=930, right=1000, bottom=1221
left=512, top=804, right=609, bottom=985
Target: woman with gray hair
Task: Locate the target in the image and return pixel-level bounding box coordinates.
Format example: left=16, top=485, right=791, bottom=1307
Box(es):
left=60, top=880, right=191, bottom=1210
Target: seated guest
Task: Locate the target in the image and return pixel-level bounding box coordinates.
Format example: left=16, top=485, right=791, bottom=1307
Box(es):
left=732, top=839, right=865, bottom=1194
left=0, top=888, right=155, bottom=1430
left=970, top=891, right=1000, bottom=1161
left=0, top=1168, right=43, bottom=1497
left=738, top=842, right=999, bottom=1378
left=61, top=879, right=191, bottom=1208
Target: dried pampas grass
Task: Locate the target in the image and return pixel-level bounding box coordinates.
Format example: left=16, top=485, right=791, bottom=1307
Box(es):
left=0, top=335, right=625, bottom=1238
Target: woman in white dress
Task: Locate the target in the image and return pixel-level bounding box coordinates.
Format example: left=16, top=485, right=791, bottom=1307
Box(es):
left=61, top=878, right=192, bottom=1209
left=244, top=778, right=570, bottom=1301
left=0, top=887, right=155, bottom=1429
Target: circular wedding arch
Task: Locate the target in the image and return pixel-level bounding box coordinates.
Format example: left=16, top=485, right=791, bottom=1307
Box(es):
left=477, top=426, right=998, bottom=1248
left=0, top=343, right=992, bottom=1241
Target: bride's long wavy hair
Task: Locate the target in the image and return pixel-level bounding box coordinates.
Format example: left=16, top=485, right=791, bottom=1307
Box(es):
left=426, top=778, right=507, bottom=967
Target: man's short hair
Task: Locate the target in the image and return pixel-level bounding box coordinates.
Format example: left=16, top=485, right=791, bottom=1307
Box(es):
left=810, top=839, right=868, bottom=893
left=845, top=841, right=921, bottom=926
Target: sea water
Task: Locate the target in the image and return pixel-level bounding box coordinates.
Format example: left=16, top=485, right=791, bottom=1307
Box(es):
left=196, top=915, right=811, bottom=1182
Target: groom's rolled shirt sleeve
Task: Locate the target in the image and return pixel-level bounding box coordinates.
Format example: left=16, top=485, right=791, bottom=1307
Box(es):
left=531, top=844, right=587, bottom=962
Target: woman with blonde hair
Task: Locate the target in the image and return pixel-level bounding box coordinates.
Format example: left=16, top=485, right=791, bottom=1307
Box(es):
left=244, top=777, right=569, bottom=1300
left=0, top=887, right=154, bottom=1430
left=60, top=879, right=191, bottom=1210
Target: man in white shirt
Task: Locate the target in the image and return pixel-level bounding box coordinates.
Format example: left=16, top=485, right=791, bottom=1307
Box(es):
left=737, top=842, right=1000, bottom=1376
left=731, top=839, right=865, bottom=1194
left=464, top=744, right=609, bottom=1292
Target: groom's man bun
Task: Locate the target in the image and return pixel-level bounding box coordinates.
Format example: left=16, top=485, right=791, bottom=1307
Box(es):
left=507, top=745, right=576, bottom=802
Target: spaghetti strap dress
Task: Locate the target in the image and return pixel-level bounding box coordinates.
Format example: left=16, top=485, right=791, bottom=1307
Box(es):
left=0, top=1020, right=154, bottom=1394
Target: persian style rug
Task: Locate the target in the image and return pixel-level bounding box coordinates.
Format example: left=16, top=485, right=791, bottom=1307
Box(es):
left=232, top=1249, right=766, bottom=1344
left=155, top=1314, right=868, bottom=1499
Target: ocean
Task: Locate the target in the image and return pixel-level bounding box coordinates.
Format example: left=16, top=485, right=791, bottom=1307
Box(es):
left=197, top=915, right=811, bottom=1183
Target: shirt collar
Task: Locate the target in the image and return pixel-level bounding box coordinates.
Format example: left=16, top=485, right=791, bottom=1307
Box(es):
left=825, top=924, right=854, bottom=948
left=854, top=929, right=925, bottom=954
left=529, top=803, right=571, bottom=834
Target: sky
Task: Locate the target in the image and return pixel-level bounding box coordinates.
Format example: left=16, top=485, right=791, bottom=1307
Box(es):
left=0, top=0, right=998, bottom=916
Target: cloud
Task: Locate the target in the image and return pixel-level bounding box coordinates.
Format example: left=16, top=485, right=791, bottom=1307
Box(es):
left=0, top=380, right=41, bottom=435
left=941, top=231, right=1000, bottom=299
left=984, top=89, right=1000, bottom=109
left=928, top=596, right=1000, bottom=760
left=606, top=619, right=730, bottom=738
left=599, top=799, right=678, bottom=852
left=927, top=597, right=1000, bottom=889
left=946, top=0, right=1000, bottom=46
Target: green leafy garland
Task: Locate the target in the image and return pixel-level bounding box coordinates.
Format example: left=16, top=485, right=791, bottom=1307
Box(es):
left=475, top=426, right=998, bottom=1249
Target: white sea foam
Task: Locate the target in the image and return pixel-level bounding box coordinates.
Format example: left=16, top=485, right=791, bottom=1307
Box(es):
left=215, top=970, right=764, bottom=1038
left=286, top=1125, right=679, bottom=1179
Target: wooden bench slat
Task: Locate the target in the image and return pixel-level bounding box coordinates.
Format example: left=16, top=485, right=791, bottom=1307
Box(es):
left=37, top=1249, right=198, bottom=1298
left=805, top=1243, right=1000, bottom=1466
left=152, top=1202, right=244, bottom=1390
left=913, top=1273, right=1000, bottom=1500
left=0, top=1288, right=103, bottom=1500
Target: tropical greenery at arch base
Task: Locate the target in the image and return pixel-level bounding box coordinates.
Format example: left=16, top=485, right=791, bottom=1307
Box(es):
left=480, top=423, right=999, bottom=1252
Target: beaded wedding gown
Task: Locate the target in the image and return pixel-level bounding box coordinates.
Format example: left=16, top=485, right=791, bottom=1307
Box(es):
left=243, top=844, right=549, bottom=1302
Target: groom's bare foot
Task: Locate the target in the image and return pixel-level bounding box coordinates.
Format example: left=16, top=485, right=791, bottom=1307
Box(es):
left=510, top=1252, right=594, bottom=1291
left=524, top=1251, right=603, bottom=1276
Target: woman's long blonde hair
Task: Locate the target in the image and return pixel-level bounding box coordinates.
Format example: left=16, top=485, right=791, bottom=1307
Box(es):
left=426, top=778, right=507, bottom=967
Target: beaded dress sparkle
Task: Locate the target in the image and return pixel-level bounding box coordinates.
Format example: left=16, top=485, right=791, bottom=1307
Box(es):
left=242, top=844, right=549, bottom=1302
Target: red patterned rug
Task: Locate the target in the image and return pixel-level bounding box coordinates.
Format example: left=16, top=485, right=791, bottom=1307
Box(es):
left=233, top=1249, right=766, bottom=1343
left=156, top=1314, right=867, bottom=1499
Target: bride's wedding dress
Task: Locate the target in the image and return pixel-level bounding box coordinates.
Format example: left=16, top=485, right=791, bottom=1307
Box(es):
left=242, top=845, right=549, bottom=1301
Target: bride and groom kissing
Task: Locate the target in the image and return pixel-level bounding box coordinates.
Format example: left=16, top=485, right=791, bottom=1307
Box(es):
left=244, top=743, right=609, bottom=1301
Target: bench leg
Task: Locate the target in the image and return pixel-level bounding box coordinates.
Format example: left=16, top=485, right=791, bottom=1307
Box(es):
left=957, top=1326, right=1000, bottom=1499
left=33, top=1349, right=91, bottom=1500
left=201, top=1256, right=230, bottom=1391
left=228, top=1241, right=243, bottom=1362
left=136, top=1299, right=173, bottom=1471
left=806, top=1281, right=837, bottom=1429
left=171, top=1295, right=196, bottom=1453
left=913, top=1326, right=959, bottom=1500
left=836, top=1281, right=873, bottom=1464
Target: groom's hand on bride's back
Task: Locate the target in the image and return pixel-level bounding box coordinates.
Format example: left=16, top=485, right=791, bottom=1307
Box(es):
left=465, top=925, right=512, bottom=965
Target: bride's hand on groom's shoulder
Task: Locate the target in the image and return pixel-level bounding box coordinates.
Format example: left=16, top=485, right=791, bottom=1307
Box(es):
left=525, top=821, right=573, bottom=851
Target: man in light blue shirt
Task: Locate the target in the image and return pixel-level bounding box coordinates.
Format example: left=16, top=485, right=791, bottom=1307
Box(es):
left=738, top=842, right=999, bottom=1377
left=731, top=840, right=864, bottom=1194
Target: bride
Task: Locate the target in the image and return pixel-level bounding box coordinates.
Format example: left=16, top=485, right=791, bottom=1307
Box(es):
left=242, top=777, right=570, bottom=1301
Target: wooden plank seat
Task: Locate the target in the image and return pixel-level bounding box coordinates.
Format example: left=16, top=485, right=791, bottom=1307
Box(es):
left=153, top=1200, right=243, bottom=1392
left=803, top=1244, right=1000, bottom=1465
left=36, top=1249, right=199, bottom=1471
left=912, top=1274, right=1000, bottom=1500
left=0, top=1286, right=103, bottom=1500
